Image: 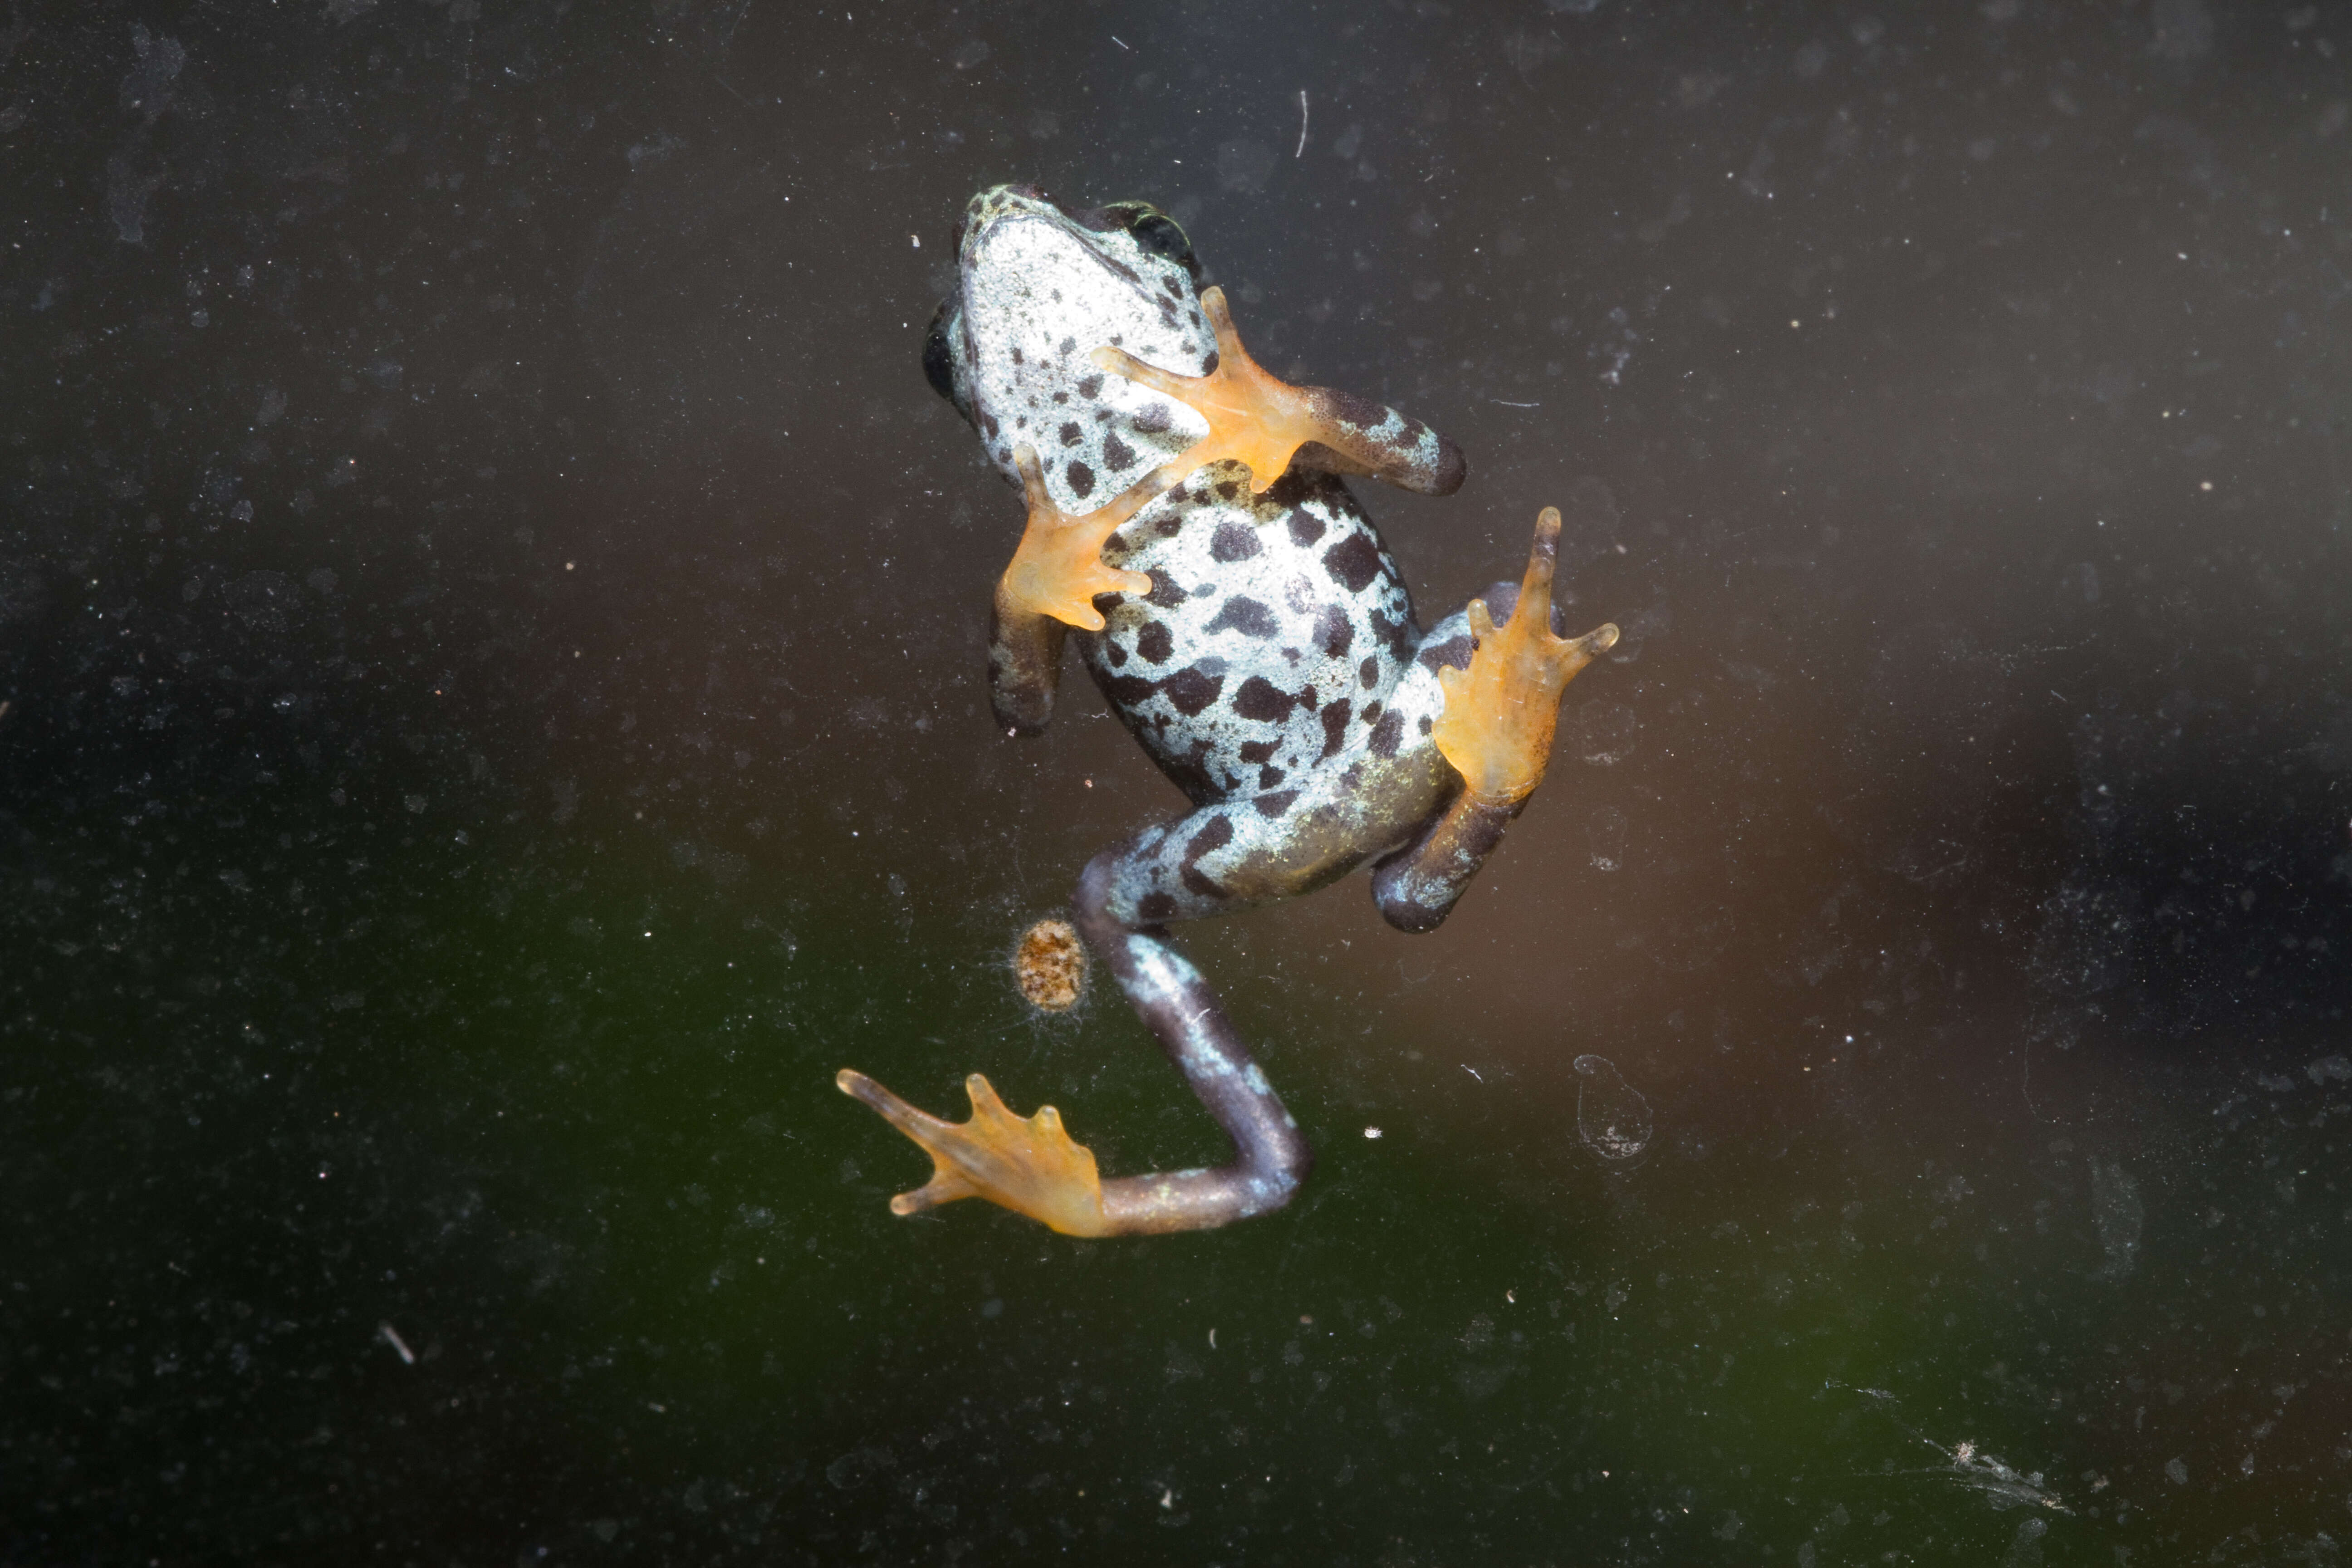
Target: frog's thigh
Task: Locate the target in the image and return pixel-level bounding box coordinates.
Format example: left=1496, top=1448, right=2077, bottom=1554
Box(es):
left=1097, top=758, right=1451, bottom=929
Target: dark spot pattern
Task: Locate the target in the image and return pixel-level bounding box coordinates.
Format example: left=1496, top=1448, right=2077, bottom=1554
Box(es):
left=1101, top=672, right=1158, bottom=708
left=1134, top=402, right=1172, bottom=434
left=1076, top=374, right=1103, bottom=399
left=1143, top=571, right=1188, bottom=609
left=1322, top=531, right=1383, bottom=593
left=1359, top=655, right=1381, bottom=688
left=1237, top=740, right=1277, bottom=764
left=1254, top=790, right=1299, bottom=819
left=1371, top=608, right=1417, bottom=662
left=1419, top=633, right=1473, bottom=672
left=1185, top=813, right=1235, bottom=861
left=1102, top=432, right=1135, bottom=469
left=1362, top=701, right=1383, bottom=727
left=1161, top=666, right=1224, bottom=716
left=1105, top=639, right=1129, bottom=667
left=1137, top=891, right=1177, bottom=922
left=1231, top=676, right=1295, bottom=722
left=1215, top=480, right=1240, bottom=501
left=1323, top=386, right=1385, bottom=428
left=1058, top=421, right=1082, bottom=446
left=1210, top=521, right=1262, bottom=563
left=1318, top=698, right=1352, bottom=760
left=1314, top=605, right=1354, bottom=659
left=1205, top=596, right=1279, bottom=639
left=1181, top=865, right=1225, bottom=897
left=1286, top=508, right=1326, bottom=548
left=1368, top=710, right=1406, bottom=758
left=1257, top=765, right=1286, bottom=789
left=1163, top=744, right=1217, bottom=801
left=1067, top=460, right=1095, bottom=498
left=1135, top=621, right=1174, bottom=664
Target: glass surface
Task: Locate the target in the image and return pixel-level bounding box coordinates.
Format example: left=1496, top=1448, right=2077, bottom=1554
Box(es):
left=6, top=2, right=2348, bottom=1562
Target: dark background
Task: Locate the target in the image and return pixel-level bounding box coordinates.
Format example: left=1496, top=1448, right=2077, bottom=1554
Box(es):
left=5, top=0, right=2351, bottom=1563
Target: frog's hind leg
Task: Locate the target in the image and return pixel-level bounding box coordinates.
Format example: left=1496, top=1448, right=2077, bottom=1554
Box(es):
left=1067, top=850, right=1314, bottom=1234
left=838, top=733, right=1463, bottom=1234
left=834, top=853, right=1311, bottom=1236
left=1372, top=505, right=1618, bottom=934
left=837, top=775, right=1436, bottom=1236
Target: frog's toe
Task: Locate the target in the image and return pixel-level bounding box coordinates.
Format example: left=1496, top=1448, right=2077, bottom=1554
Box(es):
left=1090, top=286, right=1464, bottom=497
left=1431, top=506, right=1618, bottom=804
left=996, top=445, right=1165, bottom=630
left=834, top=1068, right=1113, bottom=1237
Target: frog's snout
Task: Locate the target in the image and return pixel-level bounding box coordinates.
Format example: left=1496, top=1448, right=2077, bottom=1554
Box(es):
left=953, top=182, right=1056, bottom=259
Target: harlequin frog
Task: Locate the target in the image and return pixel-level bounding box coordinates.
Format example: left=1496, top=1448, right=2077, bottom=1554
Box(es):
left=838, top=185, right=1618, bottom=1236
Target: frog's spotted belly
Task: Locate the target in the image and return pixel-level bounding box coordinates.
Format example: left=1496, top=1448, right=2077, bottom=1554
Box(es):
left=1081, top=469, right=1419, bottom=805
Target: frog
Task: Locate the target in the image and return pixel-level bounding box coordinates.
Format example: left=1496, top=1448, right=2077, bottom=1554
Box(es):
left=837, top=184, right=1619, bottom=1236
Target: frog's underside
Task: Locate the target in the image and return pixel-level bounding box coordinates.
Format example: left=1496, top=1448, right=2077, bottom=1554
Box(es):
left=837, top=185, right=1620, bottom=1237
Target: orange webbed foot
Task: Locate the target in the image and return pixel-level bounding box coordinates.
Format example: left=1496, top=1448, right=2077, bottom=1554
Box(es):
left=834, top=1068, right=1113, bottom=1237
left=995, top=445, right=1164, bottom=631
left=1431, top=506, right=1620, bottom=806
left=1090, top=287, right=1464, bottom=497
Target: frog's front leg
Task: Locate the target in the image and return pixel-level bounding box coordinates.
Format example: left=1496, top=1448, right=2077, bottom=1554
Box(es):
left=1374, top=505, right=1618, bottom=933
left=988, top=443, right=1168, bottom=734
left=1091, top=286, right=1466, bottom=499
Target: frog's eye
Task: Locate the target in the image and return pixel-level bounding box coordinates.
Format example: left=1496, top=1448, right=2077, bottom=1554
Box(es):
left=1124, top=211, right=1196, bottom=271
left=922, top=295, right=968, bottom=416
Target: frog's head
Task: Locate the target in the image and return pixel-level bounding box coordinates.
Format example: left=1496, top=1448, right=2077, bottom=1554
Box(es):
left=923, top=185, right=1215, bottom=512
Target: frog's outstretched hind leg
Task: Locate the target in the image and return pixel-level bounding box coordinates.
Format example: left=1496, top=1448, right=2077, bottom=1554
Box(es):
left=1373, top=505, right=1618, bottom=933
left=835, top=848, right=1317, bottom=1237
left=1068, top=852, right=1314, bottom=1233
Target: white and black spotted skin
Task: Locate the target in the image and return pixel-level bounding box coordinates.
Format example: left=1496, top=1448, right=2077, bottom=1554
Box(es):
left=931, top=186, right=1441, bottom=815
left=939, top=183, right=1218, bottom=510
left=912, top=185, right=1542, bottom=1231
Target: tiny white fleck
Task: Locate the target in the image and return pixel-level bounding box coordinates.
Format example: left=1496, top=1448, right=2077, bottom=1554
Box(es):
left=1363, top=1126, right=1383, bottom=1139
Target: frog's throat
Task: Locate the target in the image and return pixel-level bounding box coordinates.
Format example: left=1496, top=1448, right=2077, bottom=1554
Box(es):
left=1088, top=286, right=1396, bottom=497
left=996, top=444, right=1162, bottom=632
left=834, top=1068, right=1115, bottom=1238
left=1431, top=505, right=1620, bottom=804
